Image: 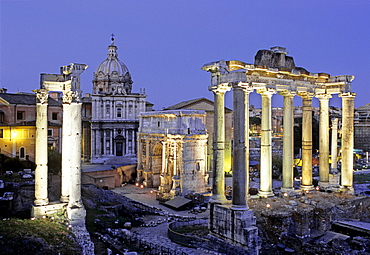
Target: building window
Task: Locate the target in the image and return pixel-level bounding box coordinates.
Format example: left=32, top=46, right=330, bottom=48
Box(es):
left=20, top=147, right=25, bottom=159
left=17, top=111, right=25, bottom=120
left=52, top=112, right=58, bottom=120
left=0, top=129, right=3, bottom=138
left=117, top=108, right=122, bottom=118
left=0, top=111, right=4, bottom=123
left=48, top=129, right=53, bottom=137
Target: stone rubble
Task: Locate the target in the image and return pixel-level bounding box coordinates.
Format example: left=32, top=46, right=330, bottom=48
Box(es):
left=70, top=221, right=95, bottom=255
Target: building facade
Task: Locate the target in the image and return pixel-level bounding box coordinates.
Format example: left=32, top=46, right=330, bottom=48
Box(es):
left=0, top=89, right=63, bottom=163
left=90, top=38, right=151, bottom=163
left=137, top=110, right=208, bottom=196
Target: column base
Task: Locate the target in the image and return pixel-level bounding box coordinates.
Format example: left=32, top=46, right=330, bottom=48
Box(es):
left=209, top=195, right=230, bottom=205
left=300, top=185, right=314, bottom=191
left=318, top=181, right=330, bottom=189
left=339, top=186, right=355, bottom=195
left=280, top=188, right=295, bottom=196
left=67, top=206, right=86, bottom=221
left=60, top=196, right=69, bottom=203
left=34, top=198, right=49, bottom=206
left=257, top=190, right=274, bottom=198
left=230, top=204, right=248, bottom=211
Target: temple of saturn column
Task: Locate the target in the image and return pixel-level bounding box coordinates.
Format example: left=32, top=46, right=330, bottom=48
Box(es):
left=32, top=63, right=88, bottom=221
left=201, top=47, right=355, bottom=253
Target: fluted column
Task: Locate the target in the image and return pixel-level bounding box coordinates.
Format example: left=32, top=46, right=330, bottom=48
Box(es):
left=340, top=92, right=356, bottom=191
left=317, top=93, right=331, bottom=188
left=61, top=99, right=72, bottom=203
left=299, top=92, right=314, bottom=191
left=280, top=91, right=295, bottom=192
left=209, top=83, right=231, bottom=204
left=231, top=83, right=253, bottom=210
left=34, top=89, right=49, bottom=206
left=258, top=88, right=276, bottom=197
left=62, top=91, right=83, bottom=209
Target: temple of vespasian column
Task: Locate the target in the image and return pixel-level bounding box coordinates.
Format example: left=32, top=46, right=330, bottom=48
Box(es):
left=32, top=63, right=87, bottom=221
left=201, top=47, right=355, bottom=253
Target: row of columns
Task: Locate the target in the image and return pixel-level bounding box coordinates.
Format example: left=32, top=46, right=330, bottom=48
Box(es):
left=34, top=89, right=83, bottom=209
left=210, top=83, right=356, bottom=209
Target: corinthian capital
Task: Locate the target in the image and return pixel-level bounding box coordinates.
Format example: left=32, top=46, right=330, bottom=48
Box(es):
left=34, top=89, right=49, bottom=104
left=62, top=91, right=80, bottom=104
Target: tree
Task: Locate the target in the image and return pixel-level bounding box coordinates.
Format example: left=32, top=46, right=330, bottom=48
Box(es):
left=4, top=157, right=23, bottom=172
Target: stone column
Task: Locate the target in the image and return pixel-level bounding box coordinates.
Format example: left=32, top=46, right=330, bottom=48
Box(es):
left=258, top=88, right=276, bottom=197
left=299, top=92, right=314, bottom=191
left=231, top=83, right=253, bottom=210
left=34, top=89, right=49, bottom=206
left=317, top=93, right=331, bottom=188
left=159, top=141, right=167, bottom=193
left=280, top=91, right=295, bottom=193
left=60, top=100, right=72, bottom=203
left=209, top=83, right=231, bottom=204
left=330, top=118, right=339, bottom=172
left=340, top=92, right=356, bottom=191
left=61, top=91, right=84, bottom=213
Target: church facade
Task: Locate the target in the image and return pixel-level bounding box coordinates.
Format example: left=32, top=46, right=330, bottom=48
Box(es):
left=90, top=38, right=151, bottom=163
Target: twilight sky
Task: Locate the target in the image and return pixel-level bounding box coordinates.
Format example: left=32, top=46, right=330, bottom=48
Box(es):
left=1, top=1, right=369, bottom=110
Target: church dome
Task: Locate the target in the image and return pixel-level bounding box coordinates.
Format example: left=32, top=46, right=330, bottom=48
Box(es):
left=96, top=40, right=129, bottom=76
left=93, top=37, right=133, bottom=95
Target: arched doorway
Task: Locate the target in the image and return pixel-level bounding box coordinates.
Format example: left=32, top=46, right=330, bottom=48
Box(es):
left=114, top=135, right=125, bottom=156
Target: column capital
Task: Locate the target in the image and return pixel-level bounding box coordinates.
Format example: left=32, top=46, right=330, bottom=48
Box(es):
left=316, top=93, right=332, bottom=100
left=231, top=82, right=254, bottom=93
left=209, top=83, right=231, bottom=94
left=257, top=88, right=276, bottom=97
left=62, top=90, right=80, bottom=104
left=279, top=90, right=296, bottom=98
left=298, top=91, right=315, bottom=99
left=34, top=89, right=49, bottom=104
left=339, top=92, right=356, bottom=98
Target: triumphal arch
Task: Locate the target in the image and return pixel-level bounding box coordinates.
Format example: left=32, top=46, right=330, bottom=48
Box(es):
left=32, top=63, right=87, bottom=221
left=202, top=47, right=355, bottom=253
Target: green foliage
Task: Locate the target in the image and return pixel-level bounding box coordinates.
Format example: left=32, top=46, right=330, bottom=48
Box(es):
left=250, top=116, right=261, bottom=125
left=0, top=218, right=80, bottom=254
left=3, top=157, right=23, bottom=172
left=48, top=148, right=61, bottom=175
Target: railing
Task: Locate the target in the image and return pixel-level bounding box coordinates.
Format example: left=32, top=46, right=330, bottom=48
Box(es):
left=168, top=219, right=209, bottom=248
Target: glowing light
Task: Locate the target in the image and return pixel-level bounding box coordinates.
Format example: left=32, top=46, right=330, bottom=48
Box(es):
left=150, top=190, right=154, bottom=194
left=305, top=190, right=309, bottom=194
left=42, top=215, right=46, bottom=219
left=283, top=193, right=288, bottom=197
left=315, top=186, right=320, bottom=191
left=135, top=183, right=139, bottom=187
left=30, top=217, right=35, bottom=221
left=266, top=203, right=271, bottom=208
left=140, top=184, right=144, bottom=189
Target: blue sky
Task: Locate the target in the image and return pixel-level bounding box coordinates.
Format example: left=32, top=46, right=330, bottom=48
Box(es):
left=1, top=1, right=369, bottom=109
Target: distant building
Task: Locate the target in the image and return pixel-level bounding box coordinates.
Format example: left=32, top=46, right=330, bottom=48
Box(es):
left=163, top=98, right=233, bottom=173
left=89, top=38, right=153, bottom=163
left=137, top=110, right=208, bottom=196
left=355, top=103, right=370, bottom=152
left=0, top=89, right=63, bottom=163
